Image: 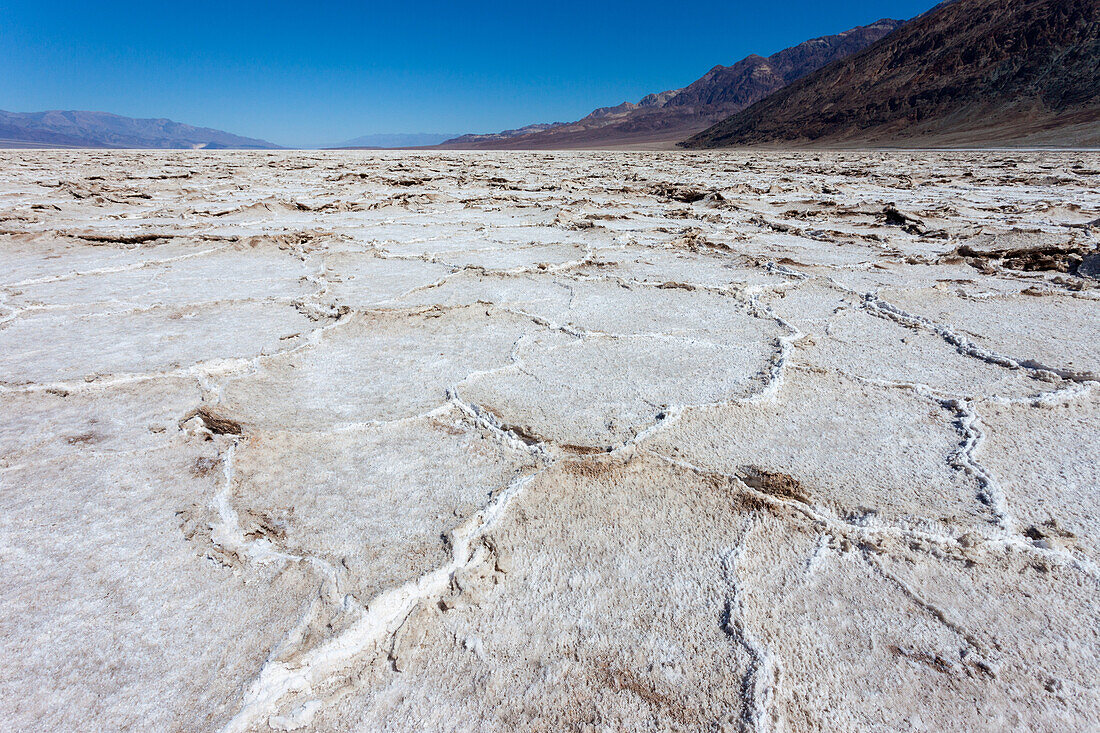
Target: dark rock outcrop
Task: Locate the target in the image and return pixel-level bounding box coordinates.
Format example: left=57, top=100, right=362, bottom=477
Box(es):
left=683, top=0, right=1100, bottom=148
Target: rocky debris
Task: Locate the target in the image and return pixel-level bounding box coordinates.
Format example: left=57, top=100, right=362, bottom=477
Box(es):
left=949, top=230, right=1099, bottom=276
left=670, top=226, right=731, bottom=252
left=882, top=205, right=927, bottom=235
left=957, top=243, right=1096, bottom=274
left=367, top=192, right=441, bottom=210
left=69, top=231, right=176, bottom=245
left=1079, top=253, right=1100, bottom=279
left=193, top=407, right=244, bottom=435
left=737, top=465, right=812, bottom=504
left=650, top=183, right=712, bottom=203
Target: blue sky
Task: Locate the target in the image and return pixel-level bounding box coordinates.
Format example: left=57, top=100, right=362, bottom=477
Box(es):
left=1, top=0, right=936, bottom=146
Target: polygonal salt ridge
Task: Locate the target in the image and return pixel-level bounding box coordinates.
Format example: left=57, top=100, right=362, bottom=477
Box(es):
left=646, top=366, right=1002, bottom=538
left=0, top=376, right=203, bottom=461
left=225, top=402, right=541, bottom=606
left=310, top=452, right=767, bottom=730
left=578, top=245, right=795, bottom=292
left=0, top=379, right=319, bottom=732
left=800, top=258, right=1051, bottom=297
left=974, top=386, right=1100, bottom=567
left=6, top=243, right=318, bottom=312
left=645, top=448, right=964, bottom=561
left=869, top=287, right=1100, bottom=383
left=649, top=393, right=1098, bottom=583
left=319, top=448, right=1096, bottom=731
left=217, top=303, right=547, bottom=431
left=793, top=305, right=1069, bottom=402
left=742, top=229, right=894, bottom=268
left=751, top=276, right=860, bottom=331
left=320, top=252, right=456, bottom=309
left=397, top=267, right=783, bottom=344
left=457, top=322, right=786, bottom=451
left=0, top=232, right=218, bottom=287
left=372, top=221, right=605, bottom=259
left=527, top=275, right=776, bottom=341
left=217, top=456, right=548, bottom=733
left=391, top=269, right=577, bottom=316
left=728, top=505, right=1100, bottom=730
left=3, top=149, right=1100, bottom=731
left=423, top=241, right=592, bottom=274
left=0, top=300, right=319, bottom=387
left=229, top=449, right=765, bottom=726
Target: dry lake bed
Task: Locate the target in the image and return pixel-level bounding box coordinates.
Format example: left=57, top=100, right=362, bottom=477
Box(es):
left=1, top=150, right=1099, bottom=731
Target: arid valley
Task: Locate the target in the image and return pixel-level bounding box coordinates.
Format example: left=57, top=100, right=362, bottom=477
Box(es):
left=1, top=150, right=1098, bottom=730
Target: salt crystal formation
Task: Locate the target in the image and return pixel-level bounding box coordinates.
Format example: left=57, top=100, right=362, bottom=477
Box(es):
left=1, top=150, right=1098, bottom=731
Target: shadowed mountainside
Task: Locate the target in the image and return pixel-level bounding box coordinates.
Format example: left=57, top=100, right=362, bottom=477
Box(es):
left=683, top=0, right=1100, bottom=149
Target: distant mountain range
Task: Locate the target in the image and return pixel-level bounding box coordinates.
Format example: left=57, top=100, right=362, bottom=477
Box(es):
left=6, top=0, right=1096, bottom=152
left=437, top=19, right=903, bottom=149
left=0, top=110, right=280, bottom=149
left=684, top=0, right=1100, bottom=148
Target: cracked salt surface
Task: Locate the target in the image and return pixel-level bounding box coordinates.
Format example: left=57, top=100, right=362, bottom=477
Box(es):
left=1, top=149, right=1099, bottom=731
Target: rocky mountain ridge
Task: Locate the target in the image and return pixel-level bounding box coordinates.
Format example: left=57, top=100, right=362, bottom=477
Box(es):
left=440, top=19, right=902, bottom=149
left=0, top=110, right=280, bottom=149
left=684, top=0, right=1100, bottom=148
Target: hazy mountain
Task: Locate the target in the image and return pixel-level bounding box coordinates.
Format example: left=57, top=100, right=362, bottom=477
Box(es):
left=683, top=0, right=1100, bottom=148
left=438, top=19, right=903, bottom=149
left=334, top=133, right=462, bottom=149
left=0, top=110, right=281, bottom=149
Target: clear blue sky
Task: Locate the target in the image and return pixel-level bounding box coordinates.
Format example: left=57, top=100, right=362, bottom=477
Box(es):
left=0, top=0, right=937, bottom=146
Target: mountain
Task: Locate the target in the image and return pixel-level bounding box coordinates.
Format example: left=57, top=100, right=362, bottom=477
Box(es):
left=0, top=110, right=281, bottom=149
left=683, top=0, right=1100, bottom=148
left=334, top=133, right=462, bottom=149
left=438, top=19, right=903, bottom=150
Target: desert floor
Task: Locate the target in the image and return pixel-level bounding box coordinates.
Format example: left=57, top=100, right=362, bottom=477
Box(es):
left=1, top=150, right=1098, bottom=731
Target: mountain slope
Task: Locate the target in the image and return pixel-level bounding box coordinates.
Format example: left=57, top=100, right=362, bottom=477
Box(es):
left=683, top=0, right=1100, bottom=148
left=0, top=110, right=281, bottom=149
left=438, top=19, right=903, bottom=150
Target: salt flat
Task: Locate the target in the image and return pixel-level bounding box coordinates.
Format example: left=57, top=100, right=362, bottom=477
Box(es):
left=1, top=150, right=1098, bottom=731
